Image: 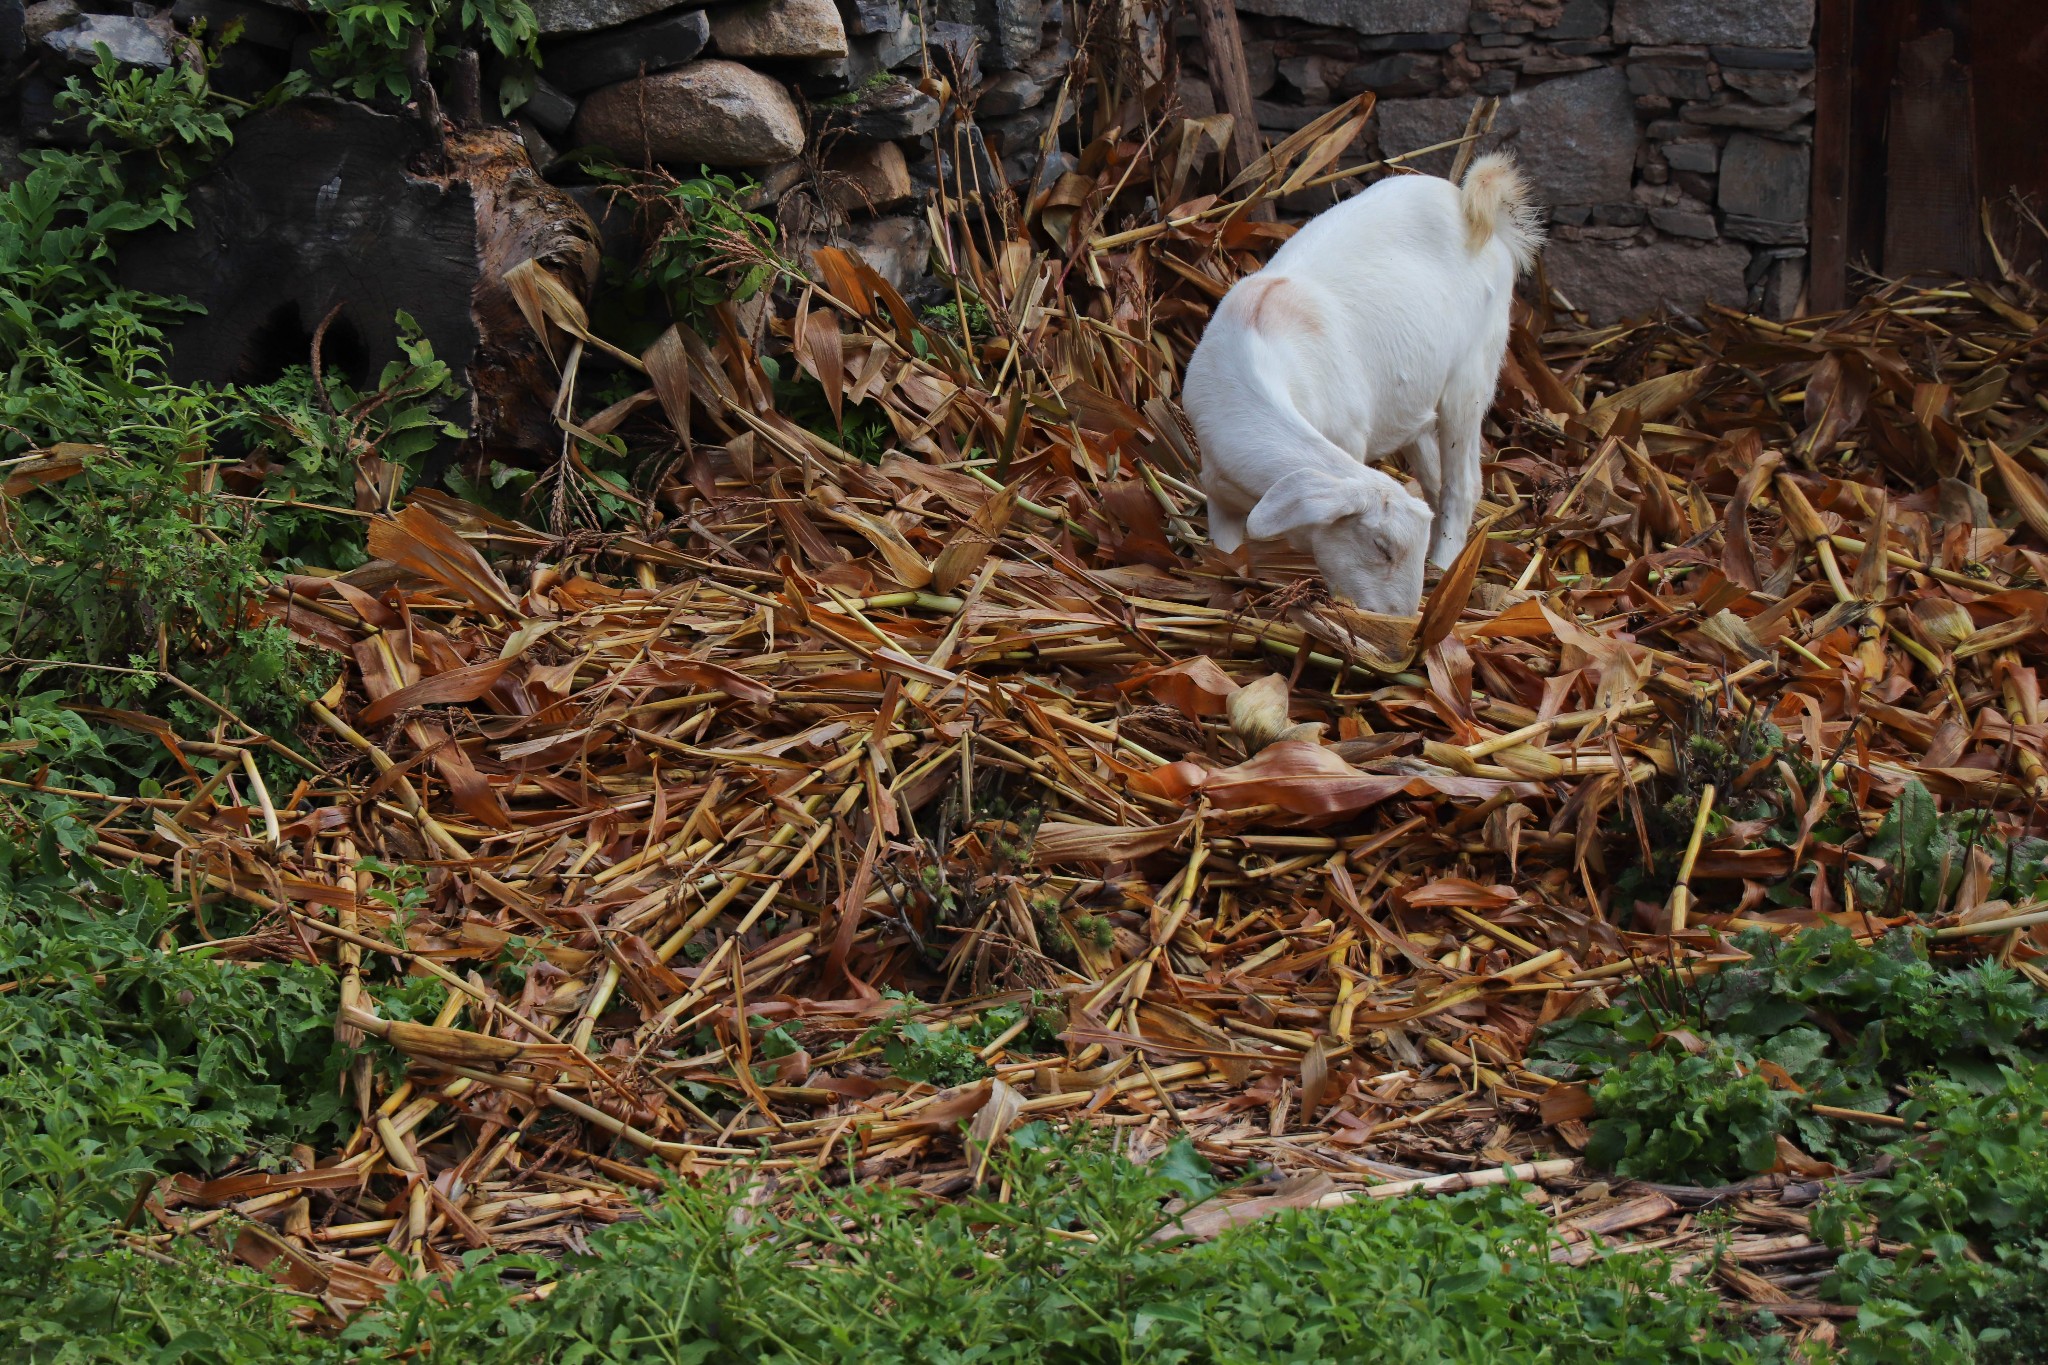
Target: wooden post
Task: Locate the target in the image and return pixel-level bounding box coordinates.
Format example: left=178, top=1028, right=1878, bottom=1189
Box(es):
left=1190, top=0, right=1268, bottom=215
left=1808, top=0, right=1851, bottom=312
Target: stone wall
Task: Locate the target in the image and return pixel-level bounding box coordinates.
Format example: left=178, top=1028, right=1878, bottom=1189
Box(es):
left=1178, top=0, right=1817, bottom=323
left=2, top=0, right=1817, bottom=326
left=1, top=0, right=1071, bottom=305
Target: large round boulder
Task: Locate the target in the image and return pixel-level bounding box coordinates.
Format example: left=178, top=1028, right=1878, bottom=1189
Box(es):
left=574, top=59, right=805, bottom=167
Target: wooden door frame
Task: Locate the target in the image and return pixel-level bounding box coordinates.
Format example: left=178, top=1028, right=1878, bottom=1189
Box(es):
left=1809, top=0, right=1853, bottom=311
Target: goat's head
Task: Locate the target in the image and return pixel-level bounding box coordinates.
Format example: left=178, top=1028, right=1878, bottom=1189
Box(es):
left=1245, top=466, right=1432, bottom=616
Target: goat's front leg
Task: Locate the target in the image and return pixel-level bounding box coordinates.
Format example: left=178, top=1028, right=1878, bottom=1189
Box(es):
left=1404, top=428, right=1443, bottom=519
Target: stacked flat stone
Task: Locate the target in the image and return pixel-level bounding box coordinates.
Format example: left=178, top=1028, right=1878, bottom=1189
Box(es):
left=1177, top=0, right=1817, bottom=323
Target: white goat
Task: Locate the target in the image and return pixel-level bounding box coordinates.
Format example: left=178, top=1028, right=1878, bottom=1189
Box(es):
left=1183, top=153, right=1543, bottom=615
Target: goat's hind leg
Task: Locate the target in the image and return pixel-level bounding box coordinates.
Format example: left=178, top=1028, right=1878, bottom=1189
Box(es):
left=1427, top=396, right=1485, bottom=569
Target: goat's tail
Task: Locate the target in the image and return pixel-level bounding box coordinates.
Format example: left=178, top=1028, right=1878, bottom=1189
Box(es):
left=1459, top=152, right=1544, bottom=273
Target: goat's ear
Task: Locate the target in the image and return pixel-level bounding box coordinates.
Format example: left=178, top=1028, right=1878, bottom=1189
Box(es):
left=1245, top=468, right=1358, bottom=542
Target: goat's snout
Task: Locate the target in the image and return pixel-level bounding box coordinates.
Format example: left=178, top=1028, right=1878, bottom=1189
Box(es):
left=1307, top=487, right=1432, bottom=616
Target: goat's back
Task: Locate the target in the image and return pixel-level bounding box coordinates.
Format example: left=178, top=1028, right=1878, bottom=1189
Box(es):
left=1266, top=173, right=1521, bottom=320
left=1195, top=174, right=1516, bottom=459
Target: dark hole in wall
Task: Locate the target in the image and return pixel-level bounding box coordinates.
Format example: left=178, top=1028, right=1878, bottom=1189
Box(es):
left=237, top=301, right=370, bottom=390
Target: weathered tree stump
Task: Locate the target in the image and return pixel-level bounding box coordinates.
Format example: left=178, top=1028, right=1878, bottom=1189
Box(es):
left=119, top=93, right=598, bottom=461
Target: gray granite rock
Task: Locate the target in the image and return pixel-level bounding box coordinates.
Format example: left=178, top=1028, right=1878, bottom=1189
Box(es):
left=1234, top=0, right=1469, bottom=37
left=1546, top=236, right=1750, bottom=323
left=978, top=68, right=1046, bottom=116
left=836, top=0, right=898, bottom=35
left=516, top=116, right=559, bottom=168
left=738, top=157, right=806, bottom=209
left=1520, top=52, right=1600, bottom=75
left=574, top=60, right=805, bottom=165
left=1709, top=45, right=1813, bottom=70
left=822, top=138, right=912, bottom=213
left=1467, top=10, right=1529, bottom=34
left=1660, top=137, right=1718, bottom=172
left=1718, top=131, right=1806, bottom=223
left=1670, top=169, right=1714, bottom=202
left=1257, top=100, right=1343, bottom=132
left=1017, top=145, right=1075, bottom=196
left=1721, top=66, right=1811, bottom=105
left=1722, top=213, right=1806, bottom=245
left=516, top=74, right=580, bottom=135
left=1339, top=51, right=1442, bottom=98
left=1537, top=0, right=1607, bottom=40
left=929, top=0, right=1036, bottom=68
left=985, top=102, right=1055, bottom=151
left=39, top=12, right=173, bottom=69
left=1509, top=65, right=1637, bottom=207
left=1649, top=206, right=1716, bottom=238
left=1680, top=97, right=1813, bottom=132
left=867, top=8, right=919, bottom=64
left=1278, top=53, right=1337, bottom=103
left=1627, top=59, right=1710, bottom=100
left=1764, top=253, right=1804, bottom=318
left=1631, top=178, right=1678, bottom=207
left=1612, top=0, right=1811, bottom=47
left=795, top=10, right=916, bottom=94
left=1240, top=38, right=1276, bottom=96
left=531, top=0, right=679, bottom=37
left=1374, top=94, right=1512, bottom=177
left=710, top=0, right=847, bottom=58
left=1359, top=30, right=1461, bottom=51
left=544, top=8, right=709, bottom=91
left=923, top=19, right=981, bottom=84
left=22, top=0, right=77, bottom=46
left=818, top=74, right=940, bottom=140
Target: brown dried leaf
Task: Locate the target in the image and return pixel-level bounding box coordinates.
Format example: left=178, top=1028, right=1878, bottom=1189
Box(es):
left=932, top=483, right=1017, bottom=595
left=644, top=326, right=693, bottom=435
left=1123, top=657, right=1241, bottom=718
left=1417, top=522, right=1488, bottom=654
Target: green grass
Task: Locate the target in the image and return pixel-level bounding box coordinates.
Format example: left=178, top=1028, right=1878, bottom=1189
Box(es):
left=1533, top=922, right=2048, bottom=1182
left=4, top=1130, right=1794, bottom=1364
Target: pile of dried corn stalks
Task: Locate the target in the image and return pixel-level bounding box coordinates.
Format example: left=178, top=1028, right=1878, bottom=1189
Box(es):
left=66, top=71, right=2048, bottom=1338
